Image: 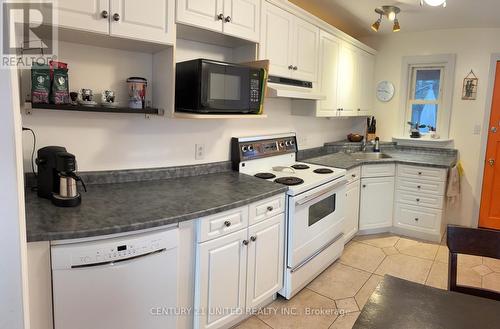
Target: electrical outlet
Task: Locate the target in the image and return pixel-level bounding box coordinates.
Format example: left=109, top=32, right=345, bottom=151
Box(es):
left=195, top=144, right=205, bottom=160
left=473, top=124, right=481, bottom=135
left=298, top=136, right=308, bottom=147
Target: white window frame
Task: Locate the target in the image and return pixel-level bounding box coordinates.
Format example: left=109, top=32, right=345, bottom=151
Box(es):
left=400, top=54, right=456, bottom=138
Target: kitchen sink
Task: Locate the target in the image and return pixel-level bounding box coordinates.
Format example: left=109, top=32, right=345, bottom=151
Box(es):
left=350, top=152, right=393, bottom=161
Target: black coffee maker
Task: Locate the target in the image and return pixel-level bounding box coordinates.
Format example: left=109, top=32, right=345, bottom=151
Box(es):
left=36, top=146, right=86, bottom=207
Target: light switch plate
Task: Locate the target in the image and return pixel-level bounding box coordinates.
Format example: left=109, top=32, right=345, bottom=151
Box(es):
left=473, top=124, right=481, bottom=135
left=195, top=144, right=205, bottom=160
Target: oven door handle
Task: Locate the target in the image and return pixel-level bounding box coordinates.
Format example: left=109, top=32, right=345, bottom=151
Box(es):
left=295, top=179, right=346, bottom=206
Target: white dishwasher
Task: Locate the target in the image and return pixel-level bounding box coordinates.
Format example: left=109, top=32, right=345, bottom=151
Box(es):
left=51, top=228, right=178, bottom=329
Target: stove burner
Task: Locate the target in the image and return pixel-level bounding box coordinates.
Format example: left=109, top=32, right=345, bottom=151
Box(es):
left=314, top=168, right=334, bottom=174
left=254, top=172, right=276, bottom=179
left=274, top=177, right=304, bottom=186
left=291, top=164, right=310, bottom=170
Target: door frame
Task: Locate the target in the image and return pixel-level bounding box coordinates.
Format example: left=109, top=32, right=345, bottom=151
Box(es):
left=474, top=53, right=500, bottom=227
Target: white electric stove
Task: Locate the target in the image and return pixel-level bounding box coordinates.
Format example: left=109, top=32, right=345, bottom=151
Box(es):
left=232, top=133, right=347, bottom=299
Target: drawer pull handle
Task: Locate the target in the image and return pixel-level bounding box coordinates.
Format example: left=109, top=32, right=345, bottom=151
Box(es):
left=224, top=221, right=231, bottom=227
left=417, top=185, right=421, bottom=189
left=267, top=206, right=274, bottom=212
left=250, top=236, right=257, bottom=242
left=242, top=239, right=249, bottom=246
left=418, top=172, right=422, bottom=175
left=352, top=174, right=356, bottom=178
left=414, top=218, right=419, bottom=221
left=362, top=185, right=366, bottom=188
left=416, top=198, right=420, bottom=202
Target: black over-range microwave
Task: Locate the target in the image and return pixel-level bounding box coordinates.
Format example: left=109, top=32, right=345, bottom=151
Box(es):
left=175, top=59, right=263, bottom=114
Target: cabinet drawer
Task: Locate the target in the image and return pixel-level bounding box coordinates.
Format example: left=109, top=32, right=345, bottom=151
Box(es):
left=361, top=163, right=396, bottom=178
left=197, top=207, right=249, bottom=243
left=394, top=203, right=442, bottom=232
left=395, top=190, right=445, bottom=209
left=346, top=166, right=361, bottom=183
left=397, top=165, right=447, bottom=182
left=249, top=194, right=286, bottom=225
left=396, top=177, right=446, bottom=196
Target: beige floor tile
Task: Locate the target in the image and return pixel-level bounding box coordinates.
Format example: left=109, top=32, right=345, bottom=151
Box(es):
left=334, top=298, right=359, bottom=314
left=353, top=234, right=400, bottom=248
left=329, top=312, right=360, bottom=329
left=457, top=267, right=482, bottom=288
left=374, top=253, right=433, bottom=284
left=257, top=289, right=337, bottom=329
left=395, top=238, right=439, bottom=260
left=354, top=274, right=384, bottom=309
left=340, top=242, right=386, bottom=273
left=232, top=316, right=272, bottom=329
left=435, top=246, right=449, bottom=264
left=482, top=272, right=500, bottom=292
left=425, top=261, right=448, bottom=290
left=457, top=254, right=482, bottom=268
left=483, top=257, right=500, bottom=272
left=472, top=264, right=493, bottom=276
left=308, top=263, right=371, bottom=300
left=382, top=246, right=399, bottom=256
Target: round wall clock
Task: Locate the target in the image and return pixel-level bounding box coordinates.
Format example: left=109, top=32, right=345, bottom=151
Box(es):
left=376, top=81, right=395, bottom=102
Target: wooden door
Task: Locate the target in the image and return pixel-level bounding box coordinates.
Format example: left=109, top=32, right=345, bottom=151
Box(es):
left=260, top=3, right=294, bottom=78
left=479, top=62, right=500, bottom=230
left=195, top=229, right=248, bottom=329
left=317, top=30, right=341, bottom=117
left=56, top=0, right=109, bottom=34
left=109, top=0, right=175, bottom=45
left=222, top=0, right=260, bottom=42
left=359, top=177, right=395, bottom=230
left=344, top=180, right=360, bottom=242
left=291, top=17, right=319, bottom=82
left=176, top=0, right=223, bottom=33
left=246, top=214, right=284, bottom=308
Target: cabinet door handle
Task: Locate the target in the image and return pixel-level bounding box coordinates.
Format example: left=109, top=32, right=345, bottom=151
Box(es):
left=362, top=185, right=366, bottom=188
left=224, top=16, right=231, bottom=23
left=250, top=236, right=257, bottom=242
left=242, top=239, right=249, bottom=246
left=288, top=65, right=294, bottom=70
left=267, top=206, right=274, bottom=212
left=414, top=218, right=419, bottom=221
left=113, top=13, right=120, bottom=21
left=416, top=198, right=420, bottom=202
left=418, top=172, right=423, bottom=175
left=224, top=221, right=231, bottom=227
left=357, top=108, right=361, bottom=111
left=293, top=66, right=298, bottom=70
left=217, top=13, right=224, bottom=20
left=351, top=174, right=356, bottom=178
left=101, top=10, right=109, bottom=18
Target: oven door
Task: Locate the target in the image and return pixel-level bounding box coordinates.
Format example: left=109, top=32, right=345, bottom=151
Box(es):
left=287, top=178, right=346, bottom=269
left=200, top=62, right=251, bottom=112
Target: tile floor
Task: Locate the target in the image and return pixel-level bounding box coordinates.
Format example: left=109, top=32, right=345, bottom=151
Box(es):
left=233, top=233, right=500, bottom=329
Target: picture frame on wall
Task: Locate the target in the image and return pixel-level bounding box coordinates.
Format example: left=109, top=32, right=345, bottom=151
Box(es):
left=462, top=70, right=478, bottom=100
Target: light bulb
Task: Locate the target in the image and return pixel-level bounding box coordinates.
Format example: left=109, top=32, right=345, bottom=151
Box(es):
left=424, top=0, right=446, bottom=6
left=388, top=11, right=396, bottom=21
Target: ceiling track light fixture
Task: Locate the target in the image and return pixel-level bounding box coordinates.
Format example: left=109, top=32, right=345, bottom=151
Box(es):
left=371, top=6, right=401, bottom=33
left=420, top=0, right=447, bottom=7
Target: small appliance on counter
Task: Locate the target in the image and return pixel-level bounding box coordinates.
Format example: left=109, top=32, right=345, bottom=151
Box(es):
left=407, top=121, right=428, bottom=138
left=36, top=146, right=86, bottom=207
left=175, top=59, right=263, bottom=114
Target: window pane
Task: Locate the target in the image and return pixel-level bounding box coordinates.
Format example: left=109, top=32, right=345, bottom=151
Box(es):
left=411, top=104, right=437, bottom=133
left=414, top=69, right=441, bottom=100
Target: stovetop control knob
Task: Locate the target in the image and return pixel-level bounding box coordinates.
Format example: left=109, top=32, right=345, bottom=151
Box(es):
left=242, top=145, right=248, bottom=152
left=248, top=145, right=254, bottom=152
left=285, top=140, right=290, bottom=146
left=279, top=141, right=285, bottom=148
left=290, top=140, right=295, bottom=145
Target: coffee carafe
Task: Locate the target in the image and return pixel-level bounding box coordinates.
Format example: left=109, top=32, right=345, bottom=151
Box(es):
left=36, top=146, right=86, bottom=207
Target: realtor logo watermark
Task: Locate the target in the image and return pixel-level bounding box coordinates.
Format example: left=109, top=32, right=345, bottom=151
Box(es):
left=1, top=0, right=58, bottom=68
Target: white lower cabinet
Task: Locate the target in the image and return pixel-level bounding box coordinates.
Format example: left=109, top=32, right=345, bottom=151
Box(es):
left=359, top=174, right=395, bottom=231
left=344, top=172, right=360, bottom=243
left=195, top=196, right=285, bottom=329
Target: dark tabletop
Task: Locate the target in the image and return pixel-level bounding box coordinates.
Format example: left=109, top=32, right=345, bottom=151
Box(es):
left=354, top=275, right=500, bottom=329
left=305, top=149, right=456, bottom=170
left=25, top=172, right=287, bottom=242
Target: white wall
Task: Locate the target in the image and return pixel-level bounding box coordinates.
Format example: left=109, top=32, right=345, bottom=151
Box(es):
left=361, top=28, right=500, bottom=227
left=21, top=41, right=365, bottom=172
left=0, top=67, right=30, bottom=328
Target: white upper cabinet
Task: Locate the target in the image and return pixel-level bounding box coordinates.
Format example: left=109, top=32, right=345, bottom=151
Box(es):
left=317, top=30, right=341, bottom=117
left=176, top=0, right=223, bottom=33
left=176, top=0, right=261, bottom=42
left=337, top=42, right=359, bottom=116
left=222, top=0, right=261, bottom=41
left=55, top=0, right=174, bottom=45
left=358, top=50, right=375, bottom=116
left=260, top=3, right=319, bottom=82
left=56, top=0, right=109, bottom=34
left=110, top=0, right=175, bottom=44
left=260, top=2, right=294, bottom=77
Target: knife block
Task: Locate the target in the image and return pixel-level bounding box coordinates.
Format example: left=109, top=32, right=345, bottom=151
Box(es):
left=366, top=133, right=376, bottom=142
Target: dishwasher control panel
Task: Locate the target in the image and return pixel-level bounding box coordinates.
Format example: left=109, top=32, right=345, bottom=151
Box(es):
left=51, top=228, right=178, bottom=270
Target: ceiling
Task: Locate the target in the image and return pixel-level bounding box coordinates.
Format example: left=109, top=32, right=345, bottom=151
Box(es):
left=289, top=0, right=500, bottom=38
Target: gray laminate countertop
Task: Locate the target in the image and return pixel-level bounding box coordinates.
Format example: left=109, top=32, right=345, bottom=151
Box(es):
left=25, top=172, right=287, bottom=242
left=304, top=149, right=457, bottom=170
